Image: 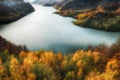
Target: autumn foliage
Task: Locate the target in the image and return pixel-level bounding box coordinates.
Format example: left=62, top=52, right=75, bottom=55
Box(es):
left=0, top=47, right=119, bottom=80
left=0, top=36, right=120, bottom=80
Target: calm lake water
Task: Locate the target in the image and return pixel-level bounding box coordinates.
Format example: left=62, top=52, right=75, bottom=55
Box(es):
left=0, top=4, right=120, bottom=53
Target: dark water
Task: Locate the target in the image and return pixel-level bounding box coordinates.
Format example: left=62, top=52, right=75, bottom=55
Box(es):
left=0, top=5, right=120, bottom=53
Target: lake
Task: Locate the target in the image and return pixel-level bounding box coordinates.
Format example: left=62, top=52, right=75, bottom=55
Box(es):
left=0, top=4, right=120, bottom=53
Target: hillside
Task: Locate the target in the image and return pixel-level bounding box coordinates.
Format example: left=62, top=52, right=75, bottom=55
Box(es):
left=0, top=36, right=28, bottom=54
left=55, top=0, right=120, bottom=31
left=0, top=0, right=34, bottom=23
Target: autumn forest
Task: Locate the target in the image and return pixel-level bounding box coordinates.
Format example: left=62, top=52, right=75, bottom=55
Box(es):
left=0, top=37, right=120, bottom=80
left=0, top=0, right=120, bottom=80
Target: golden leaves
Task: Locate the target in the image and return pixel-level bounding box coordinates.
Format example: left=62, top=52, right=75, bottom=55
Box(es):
left=0, top=49, right=119, bottom=80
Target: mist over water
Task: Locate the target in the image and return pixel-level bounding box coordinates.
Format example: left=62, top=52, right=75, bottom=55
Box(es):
left=0, top=5, right=120, bottom=53
left=24, top=0, right=35, bottom=2
left=24, top=0, right=64, bottom=5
